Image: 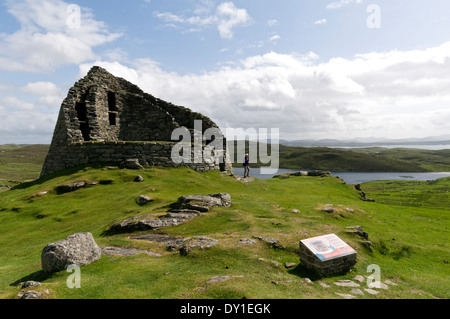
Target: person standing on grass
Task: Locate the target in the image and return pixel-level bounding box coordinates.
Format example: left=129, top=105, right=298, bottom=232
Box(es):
left=243, top=153, right=250, bottom=178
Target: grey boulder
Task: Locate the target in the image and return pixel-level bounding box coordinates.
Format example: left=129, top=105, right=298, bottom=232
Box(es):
left=176, top=193, right=231, bottom=212
left=41, top=232, right=101, bottom=273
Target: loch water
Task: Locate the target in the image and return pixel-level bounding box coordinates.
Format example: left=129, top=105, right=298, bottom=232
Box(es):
left=232, top=167, right=450, bottom=184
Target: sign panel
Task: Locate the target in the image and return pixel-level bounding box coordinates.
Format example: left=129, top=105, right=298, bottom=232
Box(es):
left=300, top=233, right=356, bottom=261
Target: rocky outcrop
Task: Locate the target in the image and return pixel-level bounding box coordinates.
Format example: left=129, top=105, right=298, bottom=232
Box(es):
left=41, top=233, right=101, bottom=273
left=107, top=193, right=231, bottom=234
left=175, top=193, right=232, bottom=212
left=132, top=233, right=218, bottom=256
left=100, top=246, right=161, bottom=257
left=107, top=212, right=200, bottom=234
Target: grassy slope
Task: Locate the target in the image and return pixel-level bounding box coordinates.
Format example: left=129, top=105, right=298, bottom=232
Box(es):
left=0, top=166, right=448, bottom=299
left=0, top=145, right=49, bottom=187
left=277, top=145, right=450, bottom=172
left=229, top=141, right=450, bottom=172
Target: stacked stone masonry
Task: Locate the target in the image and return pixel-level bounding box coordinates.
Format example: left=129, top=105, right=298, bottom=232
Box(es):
left=41, top=66, right=232, bottom=177
left=299, top=240, right=357, bottom=277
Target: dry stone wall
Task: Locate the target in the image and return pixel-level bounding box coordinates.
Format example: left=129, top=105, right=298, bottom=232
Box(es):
left=41, top=66, right=232, bottom=176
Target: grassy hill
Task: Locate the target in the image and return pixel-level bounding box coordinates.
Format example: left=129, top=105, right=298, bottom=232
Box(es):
left=277, top=145, right=450, bottom=172
left=228, top=141, right=450, bottom=172
left=1, top=143, right=449, bottom=191
left=0, top=165, right=448, bottom=299
left=0, top=144, right=49, bottom=188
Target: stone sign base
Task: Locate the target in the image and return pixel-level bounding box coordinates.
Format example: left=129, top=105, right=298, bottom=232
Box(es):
left=299, top=234, right=357, bottom=277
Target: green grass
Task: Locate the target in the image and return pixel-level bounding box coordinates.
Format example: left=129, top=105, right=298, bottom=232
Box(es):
left=228, top=141, right=450, bottom=172
left=0, top=165, right=448, bottom=299
left=276, top=145, right=450, bottom=172
left=0, top=144, right=49, bottom=187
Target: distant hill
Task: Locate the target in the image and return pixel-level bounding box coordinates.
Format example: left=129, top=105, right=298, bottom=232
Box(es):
left=0, top=144, right=49, bottom=187
left=279, top=135, right=450, bottom=148
left=228, top=141, right=450, bottom=172
left=1, top=142, right=450, bottom=189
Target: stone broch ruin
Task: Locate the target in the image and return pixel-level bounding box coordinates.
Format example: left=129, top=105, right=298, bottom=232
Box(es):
left=41, top=66, right=232, bottom=177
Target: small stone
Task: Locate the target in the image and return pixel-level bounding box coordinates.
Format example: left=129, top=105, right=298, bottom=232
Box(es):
left=304, top=278, right=312, bottom=283
left=206, top=275, right=245, bottom=284
left=134, top=175, right=144, bottom=182
left=335, top=293, right=356, bottom=299
left=284, top=262, right=296, bottom=269
left=292, top=209, right=301, bottom=213
left=368, top=281, right=389, bottom=289
left=318, top=281, right=331, bottom=288
left=385, top=279, right=398, bottom=286
left=350, top=289, right=364, bottom=296
left=364, top=288, right=379, bottom=295
left=122, top=158, right=143, bottom=169
left=21, top=291, right=42, bottom=299
left=137, top=195, right=152, bottom=205
left=237, top=238, right=256, bottom=246
left=21, top=281, right=41, bottom=289
left=258, top=258, right=280, bottom=267
left=353, top=275, right=365, bottom=283
left=334, top=280, right=360, bottom=287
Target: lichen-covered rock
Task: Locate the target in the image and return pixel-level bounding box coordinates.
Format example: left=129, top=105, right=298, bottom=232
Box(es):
left=176, top=193, right=231, bottom=212
left=108, top=212, right=200, bottom=234
left=41, top=233, right=101, bottom=273
left=20, top=291, right=42, bottom=299
left=137, top=195, right=152, bottom=205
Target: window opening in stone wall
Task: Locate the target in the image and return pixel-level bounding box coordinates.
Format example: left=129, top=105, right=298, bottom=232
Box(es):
left=108, top=91, right=117, bottom=126
left=108, top=92, right=117, bottom=111
left=75, top=102, right=91, bottom=141
left=109, top=112, right=117, bottom=126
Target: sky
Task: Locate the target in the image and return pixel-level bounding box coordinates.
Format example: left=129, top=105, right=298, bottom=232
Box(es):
left=1, top=0, right=450, bottom=144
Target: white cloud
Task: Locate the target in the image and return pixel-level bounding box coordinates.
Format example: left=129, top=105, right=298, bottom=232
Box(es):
left=0, top=0, right=121, bottom=72
left=268, top=34, right=281, bottom=42
left=267, top=19, right=278, bottom=27
left=22, top=81, right=64, bottom=108
left=22, top=82, right=60, bottom=96
left=327, top=0, right=362, bottom=10
left=154, top=1, right=252, bottom=39
left=79, top=41, right=450, bottom=140
left=1, top=96, right=35, bottom=110
left=314, top=19, right=327, bottom=25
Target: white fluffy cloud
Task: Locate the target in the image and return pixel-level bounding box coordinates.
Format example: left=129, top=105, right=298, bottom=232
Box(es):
left=79, top=41, right=450, bottom=140
left=155, top=1, right=252, bottom=39
left=326, top=0, right=362, bottom=10
left=0, top=0, right=121, bottom=72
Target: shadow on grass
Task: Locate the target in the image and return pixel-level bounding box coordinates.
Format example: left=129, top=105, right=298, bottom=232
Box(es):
left=10, top=270, right=54, bottom=287
left=287, top=264, right=322, bottom=281
left=10, top=163, right=119, bottom=191
left=288, top=263, right=354, bottom=281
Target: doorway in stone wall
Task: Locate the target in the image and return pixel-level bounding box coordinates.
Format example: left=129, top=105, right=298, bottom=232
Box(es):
left=75, top=102, right=91, bottom=141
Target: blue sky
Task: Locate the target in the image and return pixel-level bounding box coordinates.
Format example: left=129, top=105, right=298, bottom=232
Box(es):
left=1, top=0, right=450, bottom=144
